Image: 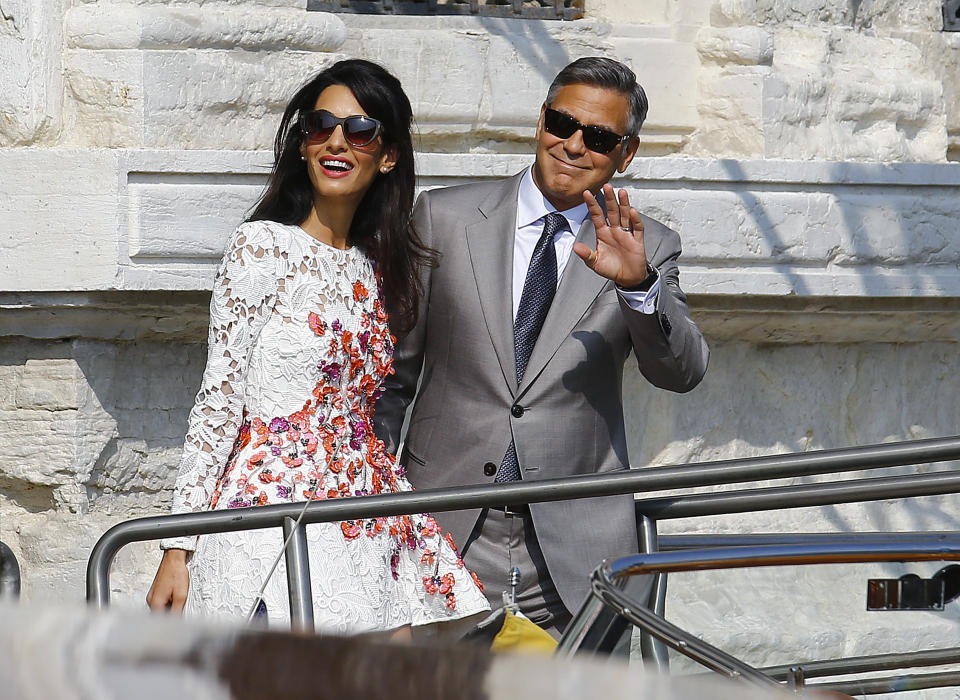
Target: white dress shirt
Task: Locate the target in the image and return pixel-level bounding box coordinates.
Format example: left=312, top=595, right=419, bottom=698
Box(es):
left=513, top=167, right=660, bottom=319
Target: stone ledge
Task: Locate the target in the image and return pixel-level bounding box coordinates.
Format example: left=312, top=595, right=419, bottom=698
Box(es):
left=65, top=5, right=346, bottom=51
left=2, top=292, right=958, bottom=344
left=3, top=149, right=959, bottom=297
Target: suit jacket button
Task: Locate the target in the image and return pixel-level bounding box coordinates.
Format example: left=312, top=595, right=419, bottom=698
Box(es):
left=511, top=404, right=525, bottom=418
left=483, top=462, right=497, bottom=477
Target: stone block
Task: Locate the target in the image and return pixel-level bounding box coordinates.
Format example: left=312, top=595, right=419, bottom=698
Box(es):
left=764, top=28, right=947, bottom=161
left=896, top=31, right=960, bottom=143
left=687, top=68, right=767, bottom=158
left=11, top=510, right=155, bottom=603
left=588, top=0, right=671, bottom=24
left=697, top=27, right=774, bottom=65
left=337, top=16, right=700, bottom=148
left=853, top=0, right=944, bottom=31
left=0, top=0, right=62, bottom=147
left=88, top=438, right=184, bottom=497
left=0, top=366, right=21, bottom=410
left=340, top=21, right=492, bottom=129
left=142, top=50, right=348, bottom=150
left=15, top=359, right=80, bottom=411
left=483, top=28, right=594, bottom=129
left=589, top=0, right=715, bottom=25
left=62, top=50, right=143, bottom=148
left=65, top=4, right=345, bottom=52
left=60, top=3, right=346, bottom=150
left=126, top=170, right=267, bottom=258
left=0, top=412, right=79, bottom=487
left=0, top=149, right=120, bottom=290
left=711, top=0, right=856, bottom=26
left=614, top=38, right=701, bottom=132
left=712, top=0, right=946, bottom=30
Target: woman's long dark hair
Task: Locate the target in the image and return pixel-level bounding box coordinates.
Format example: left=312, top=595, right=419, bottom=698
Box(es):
left=248, top=59, right=435, bottom=334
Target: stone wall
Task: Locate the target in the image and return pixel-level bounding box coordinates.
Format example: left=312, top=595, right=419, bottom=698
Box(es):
left=2, top=0, right=960, bottom=688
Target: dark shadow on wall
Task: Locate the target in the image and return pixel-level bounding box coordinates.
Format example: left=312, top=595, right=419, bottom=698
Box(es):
left=74, top=337, right=207, bottom=510
left=477, top=17, right=574, bottom=86
left=825, top=161, right=958, bottom=298
left=0, top=339, right=76, bottom=513
left=711, top=159, right=957, bottom=300
left=717, top=158, right=812, bottom=296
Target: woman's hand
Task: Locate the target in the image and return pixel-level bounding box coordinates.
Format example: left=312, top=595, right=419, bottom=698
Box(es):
left=146, top=548, right=190, bottom=613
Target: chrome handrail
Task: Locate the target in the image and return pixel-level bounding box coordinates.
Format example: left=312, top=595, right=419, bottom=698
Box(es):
left=87, top=435, right=960, bottom=607
left=760, top=647, right=960, bottom=681
left=85, top=434, right=960, bottom=640
left=558, top=539, right=960, bottom=692
left=635, top=469, right=960, bottom=520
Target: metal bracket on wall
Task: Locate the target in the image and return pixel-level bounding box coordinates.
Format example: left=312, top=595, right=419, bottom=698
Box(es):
left=945, top=0, right=960, bottom=31
left=867, top=565, right=960, bottom=610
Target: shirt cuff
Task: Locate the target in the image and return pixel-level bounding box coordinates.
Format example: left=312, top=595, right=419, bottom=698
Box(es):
left=616, top=269, right=661, bottom=315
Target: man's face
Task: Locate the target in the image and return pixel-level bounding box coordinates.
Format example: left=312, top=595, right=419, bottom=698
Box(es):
left=532, top=83, right=640, bottom=212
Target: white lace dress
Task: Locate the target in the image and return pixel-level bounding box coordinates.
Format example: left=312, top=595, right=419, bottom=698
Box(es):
left=160, top=220, right=488, bottom=632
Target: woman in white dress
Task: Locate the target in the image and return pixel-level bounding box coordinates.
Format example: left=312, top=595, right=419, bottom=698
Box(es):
left=146, top=59, right=489, bottom=633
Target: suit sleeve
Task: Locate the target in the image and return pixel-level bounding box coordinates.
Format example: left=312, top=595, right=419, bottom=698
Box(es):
left=619, top=219, right=709, bottom=393
left=372, top=190, right=434, bottom=454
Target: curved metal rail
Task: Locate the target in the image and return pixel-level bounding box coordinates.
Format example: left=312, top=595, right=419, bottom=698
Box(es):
left=88, top=434, right=960, bottom=609
left=557, top=540, right=960, bottom=692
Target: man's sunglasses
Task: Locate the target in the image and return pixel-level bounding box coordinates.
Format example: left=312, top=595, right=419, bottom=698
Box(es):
left=299, top=110, right=383, bottom=147
left=543, top=107, right=630, bottom=154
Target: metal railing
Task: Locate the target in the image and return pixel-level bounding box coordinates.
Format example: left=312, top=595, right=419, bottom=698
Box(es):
left=760, top=646, right=960, bottom=695
left=557, top=540, right=960, bottom=694
left=0, top=541, right=21, bottom=599
left=645, top=532, right=960, bottom=694
left=87, top=435, right=960, bottom=633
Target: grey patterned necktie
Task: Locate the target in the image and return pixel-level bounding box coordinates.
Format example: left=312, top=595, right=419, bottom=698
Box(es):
left=495, top=212, right=566, bottom=483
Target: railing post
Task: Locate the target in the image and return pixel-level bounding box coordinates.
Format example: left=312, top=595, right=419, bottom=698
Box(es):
left=638, top=515, right=670, bottom=670
left=0, top=541, right=21, bottom=599
left=554, top=591, right=612, bottom=656
left=282, top=516, right=315, bottom=633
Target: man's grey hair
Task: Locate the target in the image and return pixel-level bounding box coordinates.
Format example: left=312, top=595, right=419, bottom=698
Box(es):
left=545, top=56, right=649, bottom=137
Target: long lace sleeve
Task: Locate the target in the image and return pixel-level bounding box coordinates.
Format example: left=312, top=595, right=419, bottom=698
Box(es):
left=160, top=222, right=280, bottom=551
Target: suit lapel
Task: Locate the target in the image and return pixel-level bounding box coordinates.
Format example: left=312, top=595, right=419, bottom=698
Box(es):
left=464, top=173, right=525, bottom=395
left=518, top=215, right=608, bottom=396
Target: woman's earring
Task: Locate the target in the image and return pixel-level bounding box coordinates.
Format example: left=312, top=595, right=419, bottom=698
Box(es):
left=301, top=156, right=306, bottom=162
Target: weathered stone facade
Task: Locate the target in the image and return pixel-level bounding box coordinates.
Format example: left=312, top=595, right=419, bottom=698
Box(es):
left=2, top=0, right=960, bottom=685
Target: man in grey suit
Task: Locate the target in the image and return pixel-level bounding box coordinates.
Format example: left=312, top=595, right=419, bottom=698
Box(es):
left=374, top=57, right=709, bottom=638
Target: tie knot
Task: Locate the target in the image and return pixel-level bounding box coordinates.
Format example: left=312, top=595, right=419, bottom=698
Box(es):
left=541, top=212, right=567, bottom=240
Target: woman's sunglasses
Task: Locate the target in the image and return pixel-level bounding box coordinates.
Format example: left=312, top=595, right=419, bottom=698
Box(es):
left=299, top=110, right=383, bottom=148
left=543, top=107, right=629, bottom=154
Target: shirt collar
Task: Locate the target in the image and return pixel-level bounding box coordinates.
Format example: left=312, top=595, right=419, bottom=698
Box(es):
left=516, top=166, right=589, bottom=235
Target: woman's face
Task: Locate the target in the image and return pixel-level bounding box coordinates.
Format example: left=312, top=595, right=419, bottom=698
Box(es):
left=299, top=85, right=396, bottom=208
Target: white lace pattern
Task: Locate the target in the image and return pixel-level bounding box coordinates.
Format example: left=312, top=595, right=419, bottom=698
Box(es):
left=161, top=221, right=488, bottom=632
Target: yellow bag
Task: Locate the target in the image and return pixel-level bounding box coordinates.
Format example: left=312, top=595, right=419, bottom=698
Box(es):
left=490, top=609, right=558, bottom=655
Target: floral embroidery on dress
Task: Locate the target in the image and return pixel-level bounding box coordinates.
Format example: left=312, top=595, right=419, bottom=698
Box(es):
left=161, top=221, right=487, bottom=630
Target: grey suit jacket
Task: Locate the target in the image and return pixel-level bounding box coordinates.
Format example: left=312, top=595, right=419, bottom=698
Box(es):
left=373, top=170, right=709, bottom=612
